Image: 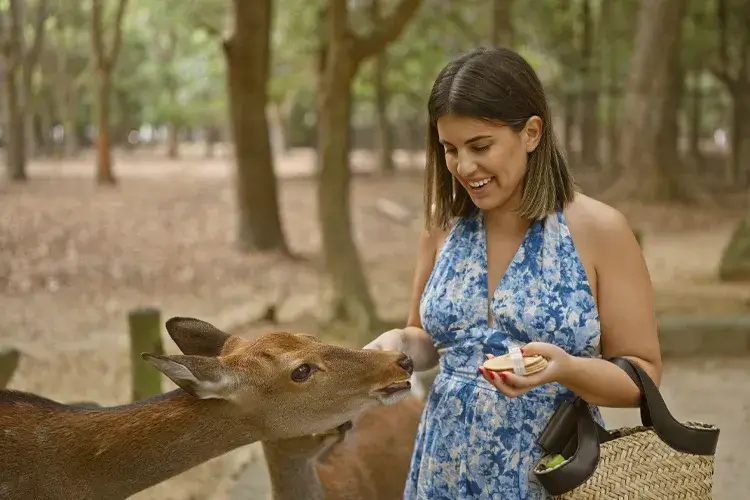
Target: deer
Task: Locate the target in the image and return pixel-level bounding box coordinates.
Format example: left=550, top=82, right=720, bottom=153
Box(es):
left=261, top=388, right=426, bottom=499
left=0, top=317, right=414, bottom=500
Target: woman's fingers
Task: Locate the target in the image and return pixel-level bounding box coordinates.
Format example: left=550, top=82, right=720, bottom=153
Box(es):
left=481, top=365, right=545, bottom=398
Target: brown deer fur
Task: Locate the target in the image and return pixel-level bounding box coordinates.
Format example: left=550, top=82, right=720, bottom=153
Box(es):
left=262, top=393, right=425, bottom=499
left=0, top=317, right=413, bottom=500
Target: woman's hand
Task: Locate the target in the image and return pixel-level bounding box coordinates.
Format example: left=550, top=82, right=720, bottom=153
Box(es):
left=362, top=329, right=406, bottom=352
left=364, top=327, right=440, bottom=372
left=479, top=342, right=575, bottom=398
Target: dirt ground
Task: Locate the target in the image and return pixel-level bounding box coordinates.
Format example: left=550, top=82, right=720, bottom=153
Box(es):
left=1, top=147, right=749, bottom=499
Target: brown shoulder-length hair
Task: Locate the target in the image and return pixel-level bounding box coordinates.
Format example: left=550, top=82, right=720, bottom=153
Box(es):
left=424, top=47, right=576, bottom=230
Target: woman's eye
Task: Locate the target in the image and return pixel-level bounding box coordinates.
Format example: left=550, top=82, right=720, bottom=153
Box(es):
left=291, top=364, right=314, bottom=382
left=473, top=145, right=490, bottom=153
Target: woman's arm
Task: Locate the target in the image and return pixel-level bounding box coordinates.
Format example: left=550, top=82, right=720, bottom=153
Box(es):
left=364, top=227, right=443, bottom=372
left=402, top=227, right=445, bottom=371
left=560, top=208, right=662, bottom=407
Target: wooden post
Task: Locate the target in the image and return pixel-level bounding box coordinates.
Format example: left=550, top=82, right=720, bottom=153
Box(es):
left=0, top=346, right=20, bottom=389
left=128, top=307, right=164, bottom=401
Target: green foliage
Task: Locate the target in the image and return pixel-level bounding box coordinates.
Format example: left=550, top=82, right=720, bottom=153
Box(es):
left=9, top=0, right=745, bottom=148
left=352, top=0, right=491, bottom=125
left=114, top=0, right=227, bottom=127
left=270, top=0, right=325, bottom=105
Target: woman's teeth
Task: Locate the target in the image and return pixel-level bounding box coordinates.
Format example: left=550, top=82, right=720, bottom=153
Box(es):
left=468, top=177, right=493, bottom=189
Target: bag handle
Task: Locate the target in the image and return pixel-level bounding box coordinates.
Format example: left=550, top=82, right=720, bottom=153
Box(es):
left=533, top=356, right=720, bottom=495
left=609, top=357, right=718, bottom=455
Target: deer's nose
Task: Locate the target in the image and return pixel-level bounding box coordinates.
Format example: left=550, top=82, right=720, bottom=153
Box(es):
left=397, top=353, right=414, bottom=375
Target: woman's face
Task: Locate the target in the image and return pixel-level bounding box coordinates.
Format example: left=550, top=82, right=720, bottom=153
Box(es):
left=436, top=114, right=541, bottom=213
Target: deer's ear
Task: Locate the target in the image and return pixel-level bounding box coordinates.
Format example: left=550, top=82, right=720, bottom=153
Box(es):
left=142, top=353, right=238, bottom=400
left=165, top=317, right=231, bottom=357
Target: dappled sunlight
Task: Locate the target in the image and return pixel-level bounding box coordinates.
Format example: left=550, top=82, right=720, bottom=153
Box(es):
left=1, top=0, right=749, bottom=498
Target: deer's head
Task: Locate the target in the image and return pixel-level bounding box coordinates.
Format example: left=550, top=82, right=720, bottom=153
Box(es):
left=142, top=317, right=413, bottom=439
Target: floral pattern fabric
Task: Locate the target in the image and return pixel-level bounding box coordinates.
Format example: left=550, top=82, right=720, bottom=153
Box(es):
left=404, top=210, right=603, bottom=499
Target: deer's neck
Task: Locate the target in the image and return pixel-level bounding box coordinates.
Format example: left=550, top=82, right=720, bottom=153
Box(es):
left=43, top=390, right=259, bottom=498
left=262, top=443, right=325, bottom=500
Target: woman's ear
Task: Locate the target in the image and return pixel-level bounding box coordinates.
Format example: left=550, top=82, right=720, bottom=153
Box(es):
left=523, top=116, right=543, bottom=153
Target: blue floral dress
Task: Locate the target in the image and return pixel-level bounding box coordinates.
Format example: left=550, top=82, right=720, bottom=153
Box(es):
left=404, top=210, right=603, bottom=499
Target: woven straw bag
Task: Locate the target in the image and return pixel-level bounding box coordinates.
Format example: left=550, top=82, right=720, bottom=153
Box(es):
left=532, top=357, right=720, bottom=499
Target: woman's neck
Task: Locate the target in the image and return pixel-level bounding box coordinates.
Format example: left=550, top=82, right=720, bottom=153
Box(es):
left=483, top=207, right=530, bottom=234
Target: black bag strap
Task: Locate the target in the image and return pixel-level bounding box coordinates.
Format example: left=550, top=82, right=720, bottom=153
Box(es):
left=533, top=356, right=720, bottom=496
left=610, top=357, right=719, bottom=455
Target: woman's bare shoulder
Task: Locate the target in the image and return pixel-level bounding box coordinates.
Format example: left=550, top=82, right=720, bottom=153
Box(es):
left=564, top=193, right=641, bottom=280
left=564, top=193, right=633, bottom=239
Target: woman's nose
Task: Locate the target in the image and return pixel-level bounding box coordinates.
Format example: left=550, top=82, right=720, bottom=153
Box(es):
left=456, top=155, right=478, bottom=178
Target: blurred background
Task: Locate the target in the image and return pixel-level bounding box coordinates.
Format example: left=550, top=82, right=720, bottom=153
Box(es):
left=0, top=0, right=748, bottom=498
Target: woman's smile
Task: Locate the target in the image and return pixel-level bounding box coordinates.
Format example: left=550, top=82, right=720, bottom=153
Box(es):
left=466, top=176, right=496, bottom=194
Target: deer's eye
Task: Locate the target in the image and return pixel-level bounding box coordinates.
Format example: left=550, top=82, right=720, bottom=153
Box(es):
left=291, top=363, right=314, bottom=382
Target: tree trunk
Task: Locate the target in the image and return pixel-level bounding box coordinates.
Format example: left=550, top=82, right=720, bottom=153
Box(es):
left=688, top=74, right=704, bottom=168
left=657, top=59, right=684, bottom=191
left=204, top=125, right=217, bottom=158
left=23, top=100, right=36, bottom=160
left=3, top=67, right=26, bottom=181
left=318, top=55, right=378, bottom=331
left=14, top=0, right=34, bottom=161
left=1, top=0, right=29, bottom=181
left=563, top=91, right=576, bottom=161
left=370, top=0, right=394, bottom=175
left=317, top=0, right=421, bottom=334
left=52, top=12, right=80, bottom=159
left=606, top=90, right=619, bottom=169
left=579, top=0, right=599, bottom=168
left=38, top=99, right=54, bottom=156
left=491, top=0, right=514, bottom=48
left=21, top=92, right=38, bottom=160
left=95, top=70, right=116, bottom=184
left=374, top=53, right=395, bottom=174
left=610, top=0, right=695, bottom=202
left=718, top=219, right=750, bottom=282
left=224, top=0, right=289, bottom=254
left=600, top=0, right=619, bottom=170
left=712, top=0, right=750, bottom=186
left=90, top=0, right=129, bottom=184
left=19, top=0, right=49, bottom=161
left=728, top=85, right=750, bottom=187
left=167, top=123, right=180, bottom=158
left=64, top=91, right=79, bottom=158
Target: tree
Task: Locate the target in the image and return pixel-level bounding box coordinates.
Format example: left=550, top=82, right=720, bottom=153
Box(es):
left=22, top=1, right=50, bottom=161
left=316, top=0, right=421, bottom=335
left=90, top=0, right=129, bottom=185
left=578, top=0, right=599, bottom=168
left=0, top=0, right=26, bottom=181
left=492, top=0, right=514, bottom=48
left=158, top=28, right=180, bottom=159
left=0, top=0, right=49, bottom=181
left=609, top=0, right=695, bottom=202
left=47, top=2, right=89, bottom=158
left=224, top=0, right=290, bottom=254
left=710, top=0, right=750, bottom=187
left=719, top=219, right=750, bottom=282
left=370, top=0, right=395, bottom=175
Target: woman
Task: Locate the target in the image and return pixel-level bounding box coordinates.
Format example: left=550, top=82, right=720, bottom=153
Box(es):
left=364, top=47, right=662, bottom=499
